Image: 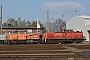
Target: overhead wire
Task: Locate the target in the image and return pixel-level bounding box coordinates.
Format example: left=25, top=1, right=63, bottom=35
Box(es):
left=62, top=2, right=90, bottom=17
left=50, top=2, right=90, bottom=21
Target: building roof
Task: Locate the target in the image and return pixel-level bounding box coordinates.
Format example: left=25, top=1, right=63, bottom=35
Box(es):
left=78, top=15, right=90, bottom=19
left=2, top=26, right=44, bottom=29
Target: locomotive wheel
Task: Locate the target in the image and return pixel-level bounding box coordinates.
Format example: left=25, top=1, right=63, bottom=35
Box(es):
left=50, top=40, right=54, bottom=44
left=0, top=41, right=3, bottom=44
left=37, top=40, right=41, bottom=44
left=7, top=41, right=10, bottom=45
left=7, top=41, right=13, bottom=45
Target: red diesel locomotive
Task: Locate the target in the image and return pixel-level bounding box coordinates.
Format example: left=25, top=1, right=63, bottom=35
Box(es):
left=43, top=29, right=85, bottom=44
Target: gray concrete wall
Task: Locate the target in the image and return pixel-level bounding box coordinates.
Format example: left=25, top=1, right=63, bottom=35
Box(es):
left=66, top=16, right=85, bottom=31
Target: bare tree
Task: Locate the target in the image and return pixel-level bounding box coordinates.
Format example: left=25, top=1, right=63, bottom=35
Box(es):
left=45, top=19, right=66, bottom=32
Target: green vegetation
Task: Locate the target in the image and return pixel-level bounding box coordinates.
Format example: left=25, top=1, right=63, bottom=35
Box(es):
left=3, top=17, right=66, bottom=33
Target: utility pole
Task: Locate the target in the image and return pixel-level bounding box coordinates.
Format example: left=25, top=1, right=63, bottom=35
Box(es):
left=47, top=10, right=50, bottom=32
left=0, top=6, right=2, bottom=34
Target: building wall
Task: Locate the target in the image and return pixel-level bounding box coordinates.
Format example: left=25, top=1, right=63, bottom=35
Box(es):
left=32, top=29, right=37, bottom=33
left=84, top=25, right=90, bottom=41
left=2, top=28, right=43, bottom=34
left=88, top=31, right=90, bottom=42
left=85, top=19, right=90, bottom=26
left=66, top=16, right=90, bottom=41
left=2, top=29, right=8, bottom=34
left=66, top=16, right=85, bottom=31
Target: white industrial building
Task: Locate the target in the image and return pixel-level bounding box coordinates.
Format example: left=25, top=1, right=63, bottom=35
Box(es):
left=66, top=15, right=90, bottom=42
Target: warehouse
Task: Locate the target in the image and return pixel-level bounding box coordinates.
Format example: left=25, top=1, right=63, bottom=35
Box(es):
left=66, top=15, right=90, bottom=42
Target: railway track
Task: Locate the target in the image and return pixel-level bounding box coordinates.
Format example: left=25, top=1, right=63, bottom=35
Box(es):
left=0, top=53, right=81, bottom=58
left=0, top=43, right=90, bottom=58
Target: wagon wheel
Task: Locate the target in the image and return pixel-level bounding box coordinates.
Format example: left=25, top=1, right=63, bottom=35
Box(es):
left=7, top=41, right=10, bottom=45
left=0, top=41, right=3, bottom=44
left=50, top=40, right=54, bottom=44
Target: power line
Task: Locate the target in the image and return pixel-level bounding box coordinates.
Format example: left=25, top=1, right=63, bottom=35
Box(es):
left=62, top=2, right=90, bottom=17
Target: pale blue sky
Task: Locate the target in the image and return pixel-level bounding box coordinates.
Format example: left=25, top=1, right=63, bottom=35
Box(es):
left=0, top=0, right=90, bottom=23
